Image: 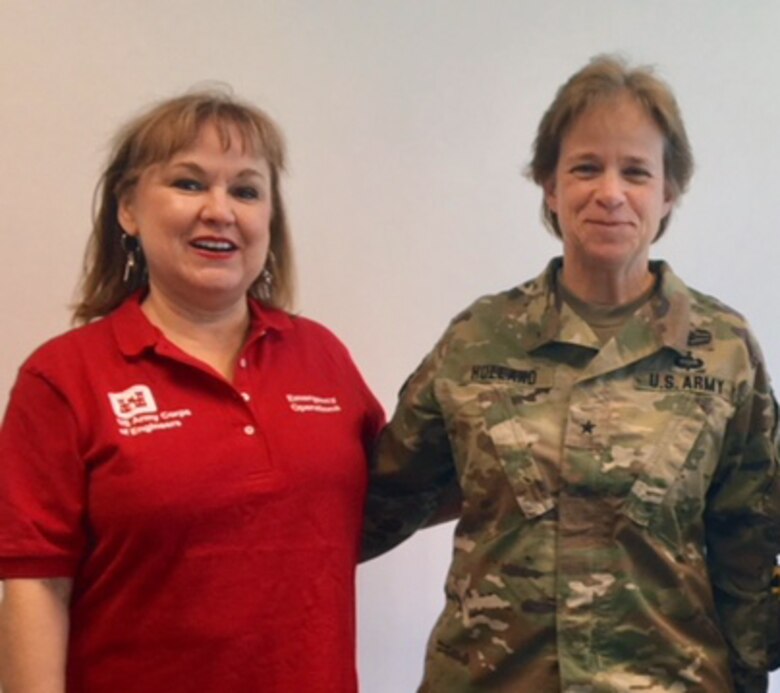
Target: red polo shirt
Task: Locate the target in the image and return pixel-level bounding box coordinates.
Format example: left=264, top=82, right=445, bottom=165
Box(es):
left=0, top=295, right=384, bottom=693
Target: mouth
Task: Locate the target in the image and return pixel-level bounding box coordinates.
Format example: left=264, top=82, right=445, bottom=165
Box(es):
left=190, top=238, right=238, bottom=253
left=586, top=219, right=633, bottom=228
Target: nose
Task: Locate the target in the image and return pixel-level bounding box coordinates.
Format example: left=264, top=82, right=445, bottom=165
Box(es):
left=201, top=187, right=236, bottom=224
left=595, top=170, right=625, bottom=210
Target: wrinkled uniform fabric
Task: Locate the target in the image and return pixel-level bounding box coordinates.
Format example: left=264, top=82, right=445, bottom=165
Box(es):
left=364, top=259, right=779, bottom=692
left=0, top=295, right=384, bottom=693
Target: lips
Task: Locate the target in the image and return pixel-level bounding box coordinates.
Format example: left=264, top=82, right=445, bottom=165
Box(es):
left=586, top=219, right=632, bottom=226
left=190, top=238, right=238, bottom=253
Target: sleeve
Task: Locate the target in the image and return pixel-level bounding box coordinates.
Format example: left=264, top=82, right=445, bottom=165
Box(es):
left=361, top=336, right=460, bottom=562
left=310, top=320, right=386, bottom=457
left=704, top=337, right=780, bottom=692
left=352, top=360, right=386, bottom=462
left=770, top=565, right=780, bottom=671
left=0, top=368, right=88, bottom=578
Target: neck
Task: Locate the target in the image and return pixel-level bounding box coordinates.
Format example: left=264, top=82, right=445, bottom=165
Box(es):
left=560, top=258, right=654, bottom=306
left=141, top=289, right=250, bottom=380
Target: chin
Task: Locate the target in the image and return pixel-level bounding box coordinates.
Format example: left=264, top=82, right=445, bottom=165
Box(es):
left=583, top=243, right=645, bottom=268
left=189, top=269, right=252, bottom=293
left=186, top=278, right=250, bottom=305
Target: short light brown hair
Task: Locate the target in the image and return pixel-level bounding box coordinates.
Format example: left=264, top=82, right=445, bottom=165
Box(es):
left=74, top=89, right=294, bottom=323
left=529, top=55, right=694, bottom=240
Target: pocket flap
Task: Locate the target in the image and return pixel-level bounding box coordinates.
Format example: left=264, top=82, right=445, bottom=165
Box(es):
left=621, top=412, right=706, bottom=527
left=435, top=380, right=558, bottom=520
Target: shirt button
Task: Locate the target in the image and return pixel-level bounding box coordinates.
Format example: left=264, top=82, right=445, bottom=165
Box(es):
left=243, top=425, right=256, bottom=436
left=241, top=392, right=251, bottom=402
left=239, top=358, right=247, bottom=368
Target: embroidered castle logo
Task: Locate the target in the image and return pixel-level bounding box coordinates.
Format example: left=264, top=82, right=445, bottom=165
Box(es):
left=109, top=385, right=158, bottom=419
left=108, top=384, right=191, bottom=436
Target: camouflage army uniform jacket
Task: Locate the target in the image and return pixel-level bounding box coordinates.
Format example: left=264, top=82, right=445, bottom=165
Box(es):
left=364, top=258, right=779, bottom=692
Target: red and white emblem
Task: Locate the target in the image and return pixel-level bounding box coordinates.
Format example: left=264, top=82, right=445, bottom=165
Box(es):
left=108, top=385, right=158, bottom=419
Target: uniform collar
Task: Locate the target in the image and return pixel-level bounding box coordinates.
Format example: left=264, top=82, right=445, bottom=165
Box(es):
left=516, top=257, right=691, bottom=356
left=111, top=292, right=294, bottom=358
left=639, top=260, right=692, bottom=355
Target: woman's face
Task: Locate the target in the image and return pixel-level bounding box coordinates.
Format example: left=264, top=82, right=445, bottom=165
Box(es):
left=118, top=122, right=272, bottom=313
left=545, top=93, right=673, bottom=281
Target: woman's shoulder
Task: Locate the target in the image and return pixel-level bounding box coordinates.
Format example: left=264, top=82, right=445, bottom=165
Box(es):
left=22, top=316, right=113, bottom=368
left=286, top=312, right=343, bottom=341
left=440, top=273, right=551, bottom=346
left=258, top=304, right=347, bottom=350
left=17, top=306, right=134, bottom=390
left=656, top=261, right=746, bottom=325
left=672, top=277, right=768, bottom=380
left=684, top=284, right=747, bottom=323
left=681, top=282, right=761, bottom=352
left=258, top=305, right=358, bottom=365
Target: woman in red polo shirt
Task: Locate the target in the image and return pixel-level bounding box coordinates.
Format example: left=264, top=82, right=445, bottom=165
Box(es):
left=0, top=91, right=383, bottom=692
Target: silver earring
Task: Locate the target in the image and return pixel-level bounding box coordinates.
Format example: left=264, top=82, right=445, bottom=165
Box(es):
left=259, top=251, right=275, bottom=300
left=121, top=234, right=141, bottom=285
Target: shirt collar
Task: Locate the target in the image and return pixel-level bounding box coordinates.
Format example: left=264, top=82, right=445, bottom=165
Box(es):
left=639, top=260, right=692, bottom=355
left=111, top=292, right=294, bottom=358
left=516, top=257, right=692, bottom=355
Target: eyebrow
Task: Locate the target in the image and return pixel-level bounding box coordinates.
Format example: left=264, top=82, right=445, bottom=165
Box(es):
left=561, top=151, right=599, bottom=162
left=621, top=155, right=654, bottom=166
left=167, top=161, right=268, bottom=181
left=563, top=152, right=655, bottom=166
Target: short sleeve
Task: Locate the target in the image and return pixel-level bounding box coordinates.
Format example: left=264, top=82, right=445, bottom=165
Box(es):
left=303, top=319, right=386, bottom=457
left=0, top=368, right=87, bottom=577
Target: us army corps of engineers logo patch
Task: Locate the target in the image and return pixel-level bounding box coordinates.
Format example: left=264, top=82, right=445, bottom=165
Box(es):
left=108, top=384, right=192, bottom=437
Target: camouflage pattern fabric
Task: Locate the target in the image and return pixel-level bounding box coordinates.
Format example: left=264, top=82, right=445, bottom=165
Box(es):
left=770, top=566, right=780, bottom=671
left=363, top=258, right=779, bottom=692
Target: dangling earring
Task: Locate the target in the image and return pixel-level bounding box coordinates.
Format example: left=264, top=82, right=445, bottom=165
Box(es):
left=259, top=250, right=276, bottom=301
left=121, top=233, right=141, bottom=284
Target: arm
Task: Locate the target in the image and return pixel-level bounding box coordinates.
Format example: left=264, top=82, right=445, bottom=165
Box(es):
left=705, top=349, right=780, bottom=692
left=424, top=481, right=463, bottom=527
left=770, top=565, right=780, bottom=671
left=361, top=339, right=459, bottom=561
left=0, top=577, right=72, bottom=693
left=0, top=368, right=88, bottom=692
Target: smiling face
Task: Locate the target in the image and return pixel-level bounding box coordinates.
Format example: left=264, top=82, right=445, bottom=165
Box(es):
left=545, top=93, right=674, bottom=294
left=118, top=122, right=272, bottom=315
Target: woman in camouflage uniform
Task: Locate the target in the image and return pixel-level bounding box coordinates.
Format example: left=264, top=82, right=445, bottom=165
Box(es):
left=364, top=55, right=779, bottom=692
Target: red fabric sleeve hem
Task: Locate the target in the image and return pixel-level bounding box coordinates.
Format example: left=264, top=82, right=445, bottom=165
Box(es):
left=0, top=556, right=77, bottom=579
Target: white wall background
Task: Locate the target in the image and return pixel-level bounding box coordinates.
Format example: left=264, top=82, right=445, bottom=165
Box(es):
left=1, top=1, right=779, bottom=691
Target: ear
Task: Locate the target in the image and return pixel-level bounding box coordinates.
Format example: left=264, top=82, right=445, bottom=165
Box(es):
left=117, top=193, right=139, bottom=236
left=543, top=176, right=558, bottom=214
left=661, top=184, right=676, bottom=218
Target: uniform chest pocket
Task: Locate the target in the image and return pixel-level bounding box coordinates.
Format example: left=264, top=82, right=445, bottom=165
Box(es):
left=435, top=380, right=559, bottom=520
left=618, top=390, right=734, bottom=543
left=620, top=404, right=705, bottom=525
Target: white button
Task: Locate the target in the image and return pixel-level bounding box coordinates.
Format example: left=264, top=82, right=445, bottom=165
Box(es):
left=241, top=392, right=251, bottom=402
left=239, top=358, right=247, bottom=368
left=243, top=425, right=256, bottom=436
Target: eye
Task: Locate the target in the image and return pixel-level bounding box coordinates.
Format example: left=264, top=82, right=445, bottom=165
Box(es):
left=232, top=185, right=263, bottom=201
left=570, top=163, right=600, bottom=178
left=172, top=178, right=204, bottom=192
left=623, top=166, right=652, bottom=182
